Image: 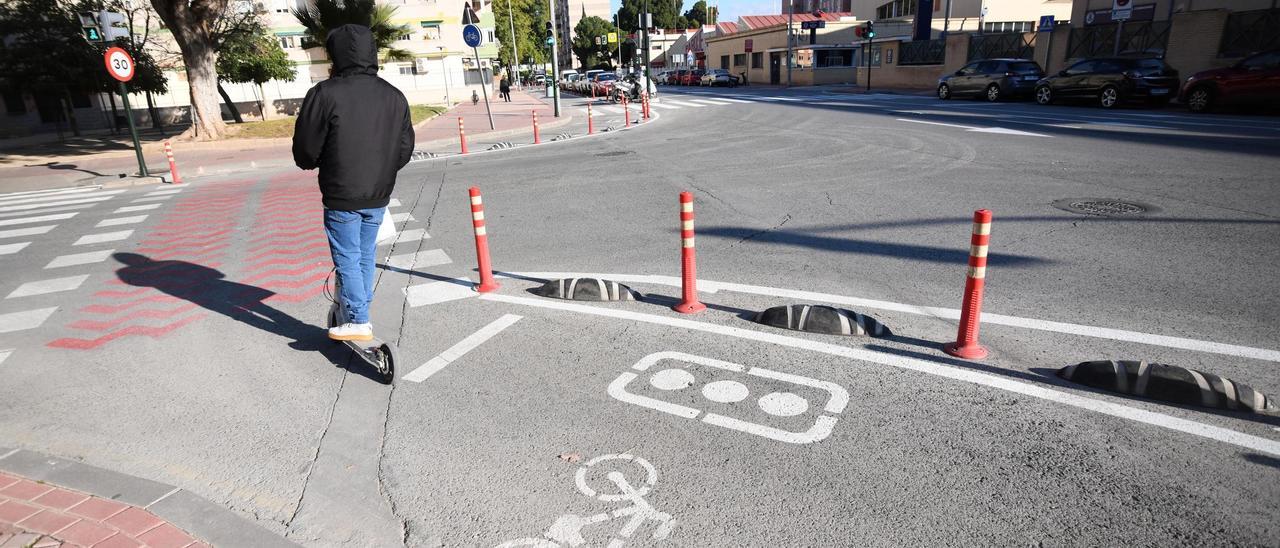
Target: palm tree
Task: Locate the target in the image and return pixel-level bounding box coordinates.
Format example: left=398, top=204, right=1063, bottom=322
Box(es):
left=293, top=0, right=414, bottom=63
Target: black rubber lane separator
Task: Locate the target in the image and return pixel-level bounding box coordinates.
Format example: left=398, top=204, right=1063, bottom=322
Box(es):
left=1059, top=360, right=1278, bottom=414
left=754, top=304, right=889, bottom=337
left=533, top=278, right=639, bottom=302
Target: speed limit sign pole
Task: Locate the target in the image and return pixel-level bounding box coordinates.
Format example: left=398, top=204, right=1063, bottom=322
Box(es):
left=104, top=47, right=148, bottom=177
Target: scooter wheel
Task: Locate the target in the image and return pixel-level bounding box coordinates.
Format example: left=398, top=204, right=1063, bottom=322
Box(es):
left=375, top=343, right=396, bottom=385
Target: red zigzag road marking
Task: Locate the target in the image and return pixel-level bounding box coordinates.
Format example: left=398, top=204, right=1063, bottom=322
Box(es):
left=48, top=313, right=208, bottom=350
left=240, top=262, right=330, bottom=285
left=246, top=251, right=331, bottom=270
left=80, top=295, right=183, bottom=314
left=68, top=303, right=199, bottom=331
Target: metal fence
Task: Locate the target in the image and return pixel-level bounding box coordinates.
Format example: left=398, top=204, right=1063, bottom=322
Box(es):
left=1066, top=21, right=1170, bottom=60
left=967, top=32, right=1034, bottom=62
left=898, top=38, right=946, bottom=65
left=1219, top=8, right=1280, bottom=58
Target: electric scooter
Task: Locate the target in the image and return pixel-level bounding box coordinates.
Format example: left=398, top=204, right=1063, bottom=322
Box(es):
left=326, top=274, right=396, bottom=384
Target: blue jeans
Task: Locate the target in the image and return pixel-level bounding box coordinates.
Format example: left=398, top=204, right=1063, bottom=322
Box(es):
left=324, top=207, right=384, bottom=324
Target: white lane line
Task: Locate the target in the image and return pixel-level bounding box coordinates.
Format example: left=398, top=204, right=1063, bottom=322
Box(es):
left=45, top=249, right=115, bottom=269
left=0, top=307, right=58, bottom=334
left=114, top=203, right=162, bottom=213
left=0, top=196, right=115, bottom=213
left=130, top=195, right=173, bottom=203
left=0, top=189, right=123, bottom=207
left=403, top=314, right=523, bottom=382
left=0, top=349, right=10, bottom=367
left=0, top=186, right=101, bottom=199
left=385, top=248, right=451, bottom=270
left=968, top=127, right=1051, bottom=137
left=0, top=225, right=56, bottom=239
left=481, top=293, right=1280, bottom=458
left=688, top=99, right=733, bottom=106
left=664, top=100, right=705, bottom=108
left=74, top=230, right=133, bottom=246
left=648, top=102, right=682, bottom=109
left=6, top=275, right=90, bottom=299
left=388, top=198, right=402, bottom=207
left=95, top=215, right=148, bottom=227
left=0, top=212, right=78, bottom=227
left=897, top=118, right=979, bottom=130
left=716, top=98, right=753, bottom=103
left=0, top=242, right=31, bottom=255
left=503, top=272, right=1280, bottom=363
left=404, top=279, right=478, bottom=307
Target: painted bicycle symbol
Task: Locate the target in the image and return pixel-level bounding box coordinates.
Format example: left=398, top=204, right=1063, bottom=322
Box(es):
left=496, top=454, right=675, bottom=547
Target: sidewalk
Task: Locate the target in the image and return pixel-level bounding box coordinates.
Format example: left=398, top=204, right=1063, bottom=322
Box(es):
left=413, top=88, right=575, bottom=152
left=0, top=448, right=296, bottom=548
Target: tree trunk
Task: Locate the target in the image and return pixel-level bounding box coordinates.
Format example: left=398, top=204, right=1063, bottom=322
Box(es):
left=217, top=81, right=244, bottom=123
left=182, top=41, right=226, bottom=139
left=107, top=92, right=120, bottom=135
left=257, top=82, right=270, bottom=121
left=61, top=89, right=80, bottom=137
left=146, top=91, right=166, bottom=135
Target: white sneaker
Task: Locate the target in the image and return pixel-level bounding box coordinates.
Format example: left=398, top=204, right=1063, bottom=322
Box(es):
left=329, top=322, right=373, bottom=341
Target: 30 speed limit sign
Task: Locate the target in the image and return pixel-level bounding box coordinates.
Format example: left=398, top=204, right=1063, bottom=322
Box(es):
left=104, top=47, right=135, bottom=82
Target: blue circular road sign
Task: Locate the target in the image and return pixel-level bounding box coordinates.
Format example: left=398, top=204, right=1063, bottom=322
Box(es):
left=463, top=24, right=482, bottom=48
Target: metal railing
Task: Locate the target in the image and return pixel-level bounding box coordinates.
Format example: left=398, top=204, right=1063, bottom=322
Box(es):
left=898, top=38, right=946, bottom=66
left=1219, top=8, right=1280, bottom=58
left=968, top=32, right=1034, bottom=61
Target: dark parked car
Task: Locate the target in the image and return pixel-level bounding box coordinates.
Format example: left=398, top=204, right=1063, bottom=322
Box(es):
left=1034, top=57, right=1180, bottom=108
left=1179, top=49, right=1280, bottom=113
left=937, top=58, right=1044, bottom=102
left=679, top=69, right=705, bottom=86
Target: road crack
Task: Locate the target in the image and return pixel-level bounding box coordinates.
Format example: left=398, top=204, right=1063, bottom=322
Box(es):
left=729, top=213, right=792, bottom=248
left=284, top=369, right=348, bottom=532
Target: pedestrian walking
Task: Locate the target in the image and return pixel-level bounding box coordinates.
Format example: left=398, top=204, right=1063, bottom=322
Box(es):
left=500, top=77, right=511, bottom=102
left=292, top=24, right=414, bottom=342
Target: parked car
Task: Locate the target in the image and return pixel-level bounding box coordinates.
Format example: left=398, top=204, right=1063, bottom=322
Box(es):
left=1034, top=57, right=1180, bottom=108
left=701, top=69, right=740, bottom=87
left=560, top=73, right=580, bottom=91
left=579, top=69, right=605, bottom=94
left=667, top=69, right=687, bottom=85
left=1179, top=49, right=1280, bottom=113
left=679, top=69, right=705, bottom=85
left=937, top=58, right=1043, bottom=102
left=591, top=72, right=618, bottom=96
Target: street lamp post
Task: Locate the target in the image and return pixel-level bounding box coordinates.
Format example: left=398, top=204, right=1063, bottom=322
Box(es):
left=508, top=0, right=521, bottom=90
left=786, top=0, right=793, bottom=87
left=548, top=0, right=561, bottom=117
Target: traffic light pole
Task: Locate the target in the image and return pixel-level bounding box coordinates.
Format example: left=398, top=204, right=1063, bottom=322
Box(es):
left=118, top=82, right=147, bottom=177
left=864, top=36, right=871, bottom=92
left=548, top=0, right=561, bottom=117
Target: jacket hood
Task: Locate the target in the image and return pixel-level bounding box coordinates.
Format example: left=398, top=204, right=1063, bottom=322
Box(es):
left=326, top=24, right=378, bottom=76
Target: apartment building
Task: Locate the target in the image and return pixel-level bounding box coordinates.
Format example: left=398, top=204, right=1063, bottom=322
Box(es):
left=554, top=0, right=613, bottom=69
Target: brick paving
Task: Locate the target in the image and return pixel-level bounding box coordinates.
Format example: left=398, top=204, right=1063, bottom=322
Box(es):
left=0, top=472, right=208, bottom=548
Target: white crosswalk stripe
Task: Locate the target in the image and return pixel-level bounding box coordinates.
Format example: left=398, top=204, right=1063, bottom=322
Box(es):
left=0, top=307, right=58, bottom=334
left=0, top=212, right=78, bottom=227
left=385, top=248, right=451, bottom=269
left=378, top=228, right=429, bottom=246
left=6, top=275, right=90, bottom=299
left=130, top=195, right=173, bottom=203
left=688, top=99, right=734, bottom=105
left=389, top=212, right=416, bottom=224
left=664, top=100, right=705, bottom=107
left=0, top=348, right=11, bottom=367
left=0, top=204, right=97, bottom=219
left=0, top=189, right=124, bottom=207
left=0, top=196, right=116, bottom=213
left=74, top=230, right=133, bottom=246
left=648, top=102, right=681, bottom=109
left=0, top=242, right=30, bottom=255
left=45, top=249, right=116, bottom=269
left=0, top=186, right=100, bottom=199
left=599, top=106, right=624, bottom=114
left=404, top=279, right=477, bottom=308
left=95, top=215, right=148, bottom=227
left=114, top=203, right=161, bottom=213
left=0, top=225, right=56, bottom=239
left=144, top=188, right=184, bottom=196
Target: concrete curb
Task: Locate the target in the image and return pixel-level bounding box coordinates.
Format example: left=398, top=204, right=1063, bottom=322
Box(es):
left=408, top=105, right=661, bottom=164
left=97, top=175, right=171, bottom=188
left=0, top=447, right=299, bottom=548
left=412, top=114, right=577, bottom=153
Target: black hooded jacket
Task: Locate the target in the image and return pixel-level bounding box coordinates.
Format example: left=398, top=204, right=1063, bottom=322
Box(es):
left=292, top=24, right=414, bottom=211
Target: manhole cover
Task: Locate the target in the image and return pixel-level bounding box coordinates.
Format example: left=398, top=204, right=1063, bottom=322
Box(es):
left=1052, top=198, right=1152, bottom=217
left=594, top=150, right=634, bottom=157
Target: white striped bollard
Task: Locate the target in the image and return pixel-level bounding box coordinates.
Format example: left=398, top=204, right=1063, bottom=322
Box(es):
left=944, top=209, right=992, bottom=360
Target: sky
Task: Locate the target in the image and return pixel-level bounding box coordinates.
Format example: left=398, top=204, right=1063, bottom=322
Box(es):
left=607, top=0, right=782, bottom=24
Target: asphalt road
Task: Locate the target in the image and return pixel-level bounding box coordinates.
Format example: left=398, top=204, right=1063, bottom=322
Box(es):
left=1, top=85, right=1278, bottom=547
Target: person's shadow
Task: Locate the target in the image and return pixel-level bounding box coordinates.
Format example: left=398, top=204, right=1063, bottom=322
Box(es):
left=112, top=253, right=358, bottom=372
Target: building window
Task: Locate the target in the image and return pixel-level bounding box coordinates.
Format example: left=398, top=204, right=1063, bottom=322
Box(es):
left=421, top=22, right=442, bottom=39
left=733, top=53, right=746, bottom=66
left=399, top=32, right=413, bottom=41
left=277, top=35, right=296, bottom=49
left=983, top=21, right=1034, bottom=33
left=487, top=30, right=495, bottom=42
left=815, top=49, right=853, bottom=67
left=399, top=65, right=415, bottom=75
left=720, top=55, right=729, bottom=69
left=875, top=0, right=916, bottom=19
left=751, top=52, right=762, bottom=68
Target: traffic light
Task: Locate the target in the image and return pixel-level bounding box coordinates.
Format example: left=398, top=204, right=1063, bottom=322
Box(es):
left=79, top=12, right=102, bottom=42
left=99, top=10, right=130, bottom=41
left=854, top=25, right=864, bottom=38
left=866, top=21, right=875, bottom=38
